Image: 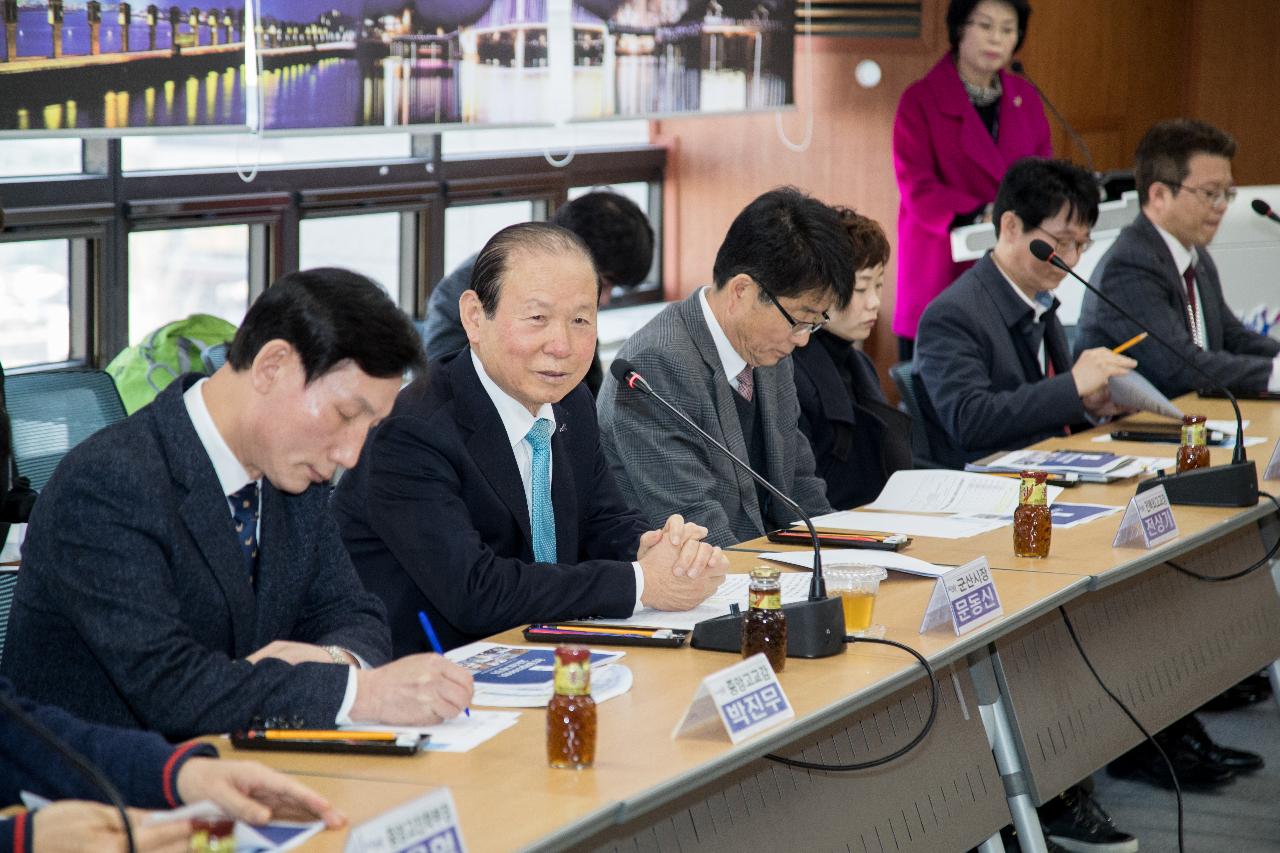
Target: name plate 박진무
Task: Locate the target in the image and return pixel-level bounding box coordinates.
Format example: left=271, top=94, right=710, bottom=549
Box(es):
left=919, top=556, right=1004, bottom=637
left=1112, top=483, right=1179, bottom=549
left=672, top=653, right=794, bottom=744
left=345, top=788, right=466, bottom=853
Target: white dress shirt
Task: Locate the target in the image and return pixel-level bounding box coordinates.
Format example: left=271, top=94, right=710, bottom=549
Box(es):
left=698, top=286, right=749, bottom=386
left=183, top=378, right=362, bottom=724
left=470, top=352, right=646, bottom=611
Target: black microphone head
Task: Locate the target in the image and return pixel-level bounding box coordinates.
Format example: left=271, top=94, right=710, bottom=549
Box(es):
left=1252, top=198, right=1273, bottom=217
left=610, top=357, right=635, bottom=383
left=1010, top=60, right=1025, bottom=74
left=1028, top=238, right=1056, bottom=262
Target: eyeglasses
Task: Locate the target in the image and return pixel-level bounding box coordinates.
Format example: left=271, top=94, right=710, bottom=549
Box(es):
left=1163, top=181, right=1238, bottom=207
left=756, top=280, right=829, bottom=336
left=965, top=18, right=1019, bottom=39
left=1033, top=226, right=1093, bottom=258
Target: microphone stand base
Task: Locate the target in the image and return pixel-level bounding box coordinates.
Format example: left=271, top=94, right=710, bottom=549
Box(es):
left=1136, top=460, right=1258, bottom=507
left=691, top=596, right=845, bottom=659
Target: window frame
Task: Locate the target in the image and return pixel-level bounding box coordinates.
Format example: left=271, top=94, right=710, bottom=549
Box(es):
left=0, top=135, right=665, bottom=368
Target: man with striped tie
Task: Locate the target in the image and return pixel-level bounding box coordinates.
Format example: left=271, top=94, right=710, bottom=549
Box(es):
left=335, top=222, right=727, bottom=656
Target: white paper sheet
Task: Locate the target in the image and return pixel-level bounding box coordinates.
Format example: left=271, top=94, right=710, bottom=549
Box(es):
left=340, top=710, right=522, bottom=753
left=1108, top=371, right=1183, bottom=418
left=865, top=470, right=1062, bottom=516
left=809, top=509, right=1009, bottom=539
left=759, top=549, right=953, bottom=578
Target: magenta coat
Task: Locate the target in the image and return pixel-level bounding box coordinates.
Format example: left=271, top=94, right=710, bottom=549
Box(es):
left=891, top=55, right=1052, bottom=340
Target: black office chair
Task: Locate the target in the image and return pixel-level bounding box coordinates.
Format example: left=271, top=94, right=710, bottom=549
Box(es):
left=3, top=368, right=128, bottom=493
left=889, top=361, right=943, bottom=469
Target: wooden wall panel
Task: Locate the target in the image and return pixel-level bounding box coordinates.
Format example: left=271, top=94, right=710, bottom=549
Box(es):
left=652, top=0, right=1280, bottom=390
left=1186, top=0, right=1280, bottom=185
left=653, top=11, right=946, bottom=376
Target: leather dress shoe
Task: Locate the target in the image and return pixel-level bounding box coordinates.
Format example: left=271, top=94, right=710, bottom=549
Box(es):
left=1172, top=714, right=1265, bottom=773
left=1201, top=672, right=1273, bottom=712
left=1107, top=738, right=1234, bottom=791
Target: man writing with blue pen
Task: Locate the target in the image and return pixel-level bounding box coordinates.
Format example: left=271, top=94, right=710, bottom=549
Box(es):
left=335, top=222, right=729, bottom=654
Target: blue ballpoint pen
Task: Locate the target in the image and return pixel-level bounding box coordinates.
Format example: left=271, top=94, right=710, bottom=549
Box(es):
left=418, top=610, right=469, bottom=717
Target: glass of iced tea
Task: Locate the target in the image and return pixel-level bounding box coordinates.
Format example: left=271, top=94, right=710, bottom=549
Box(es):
left=825, top=566, right=888, bottom=635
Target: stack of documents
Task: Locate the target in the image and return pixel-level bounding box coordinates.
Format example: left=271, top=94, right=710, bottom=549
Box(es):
left=760, top=549, right=951, bottom=578
left=967, top=449, right=1135, bottom=482
left=444, top=643, right=630, bottom=708
left=573, top=573, right=816, bottom=632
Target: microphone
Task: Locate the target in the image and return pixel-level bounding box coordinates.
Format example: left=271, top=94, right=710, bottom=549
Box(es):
left=1029, top=239, right=1257, bottom=507
left=1251, top=198, right=1280, bottom=225
left=610, top=358, right=845, bottom=658
left=1011, top=61, right=1096, bottom=176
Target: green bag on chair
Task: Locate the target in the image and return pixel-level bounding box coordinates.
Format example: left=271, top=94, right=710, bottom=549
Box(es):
left=106, top=314, right=238, bottom=414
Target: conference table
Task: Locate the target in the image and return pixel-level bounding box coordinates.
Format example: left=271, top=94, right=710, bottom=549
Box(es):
left=227, top=395, right=1280, bottom=853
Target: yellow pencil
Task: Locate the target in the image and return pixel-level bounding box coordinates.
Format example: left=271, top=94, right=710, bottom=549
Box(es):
left=1112, top=332, right=1148, bottom=354
left=257, top=729, right=398, bottom=742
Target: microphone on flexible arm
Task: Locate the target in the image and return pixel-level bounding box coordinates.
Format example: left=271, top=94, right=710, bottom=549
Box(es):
left=1251, top=198, right=1280, bottom=225
left=1029, top=239, right=1257, bottom=507
left=610, top=358, right=845, bottom=658
left=1010, top=61, right=1097, bottom=177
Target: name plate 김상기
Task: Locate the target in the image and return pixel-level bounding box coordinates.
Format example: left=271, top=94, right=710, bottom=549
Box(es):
left=1112, top=483, right=1179, bottom=549
left=672, top=653, right=795, bottom=744
left=919, top=556, right=1004, bottom=637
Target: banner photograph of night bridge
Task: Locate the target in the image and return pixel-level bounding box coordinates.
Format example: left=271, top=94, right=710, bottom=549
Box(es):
left=571, top=0, right=794, bottom=119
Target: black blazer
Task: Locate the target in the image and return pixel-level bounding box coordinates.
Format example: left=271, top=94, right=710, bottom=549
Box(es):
left=792, top=334, right=912, bottom=509
left=1076, top=212, right=1279, bottom=397
left=1, top=376, right=392, bottom=739
left=915, top=254, right=1086, bottom=468
left=333, top=350, right=648, bottom=654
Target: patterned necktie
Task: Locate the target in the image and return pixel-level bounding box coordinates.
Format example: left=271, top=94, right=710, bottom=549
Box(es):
left=524, top=418, right=557, bottom=564
left=228, top=482, right=260, bottom=577
left=1183, top=265, right=1203, bottom=349
left=734, top=364, right=754, bottom=402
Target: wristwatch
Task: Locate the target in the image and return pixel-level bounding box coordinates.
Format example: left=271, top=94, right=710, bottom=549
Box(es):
left=322, top=645, right=353, bottom=666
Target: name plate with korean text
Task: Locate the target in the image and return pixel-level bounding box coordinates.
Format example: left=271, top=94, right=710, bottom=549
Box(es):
left=345, top=788, right=466, bottom=853
left=1264, top=437, right=1280, bottom=481
left=919, top=556, right=1004, bottom=637
left=671, top=653, right=794, bottom=744
left=1112, top=484, right=1179, bottom=548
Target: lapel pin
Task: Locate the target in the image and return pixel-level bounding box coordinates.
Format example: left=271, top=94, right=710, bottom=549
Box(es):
left=1013, top=95, right=1023, bottom=107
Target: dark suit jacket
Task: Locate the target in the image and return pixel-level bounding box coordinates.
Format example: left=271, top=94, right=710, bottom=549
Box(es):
left=0, top=376, right=391, bottom=739
left=792, top=333, right=912, bottom=509
left=333, top=350, right=648, bottom=654
left=1077, top=212, right=1279, bottom=397
left=915, top=254, right=1085, bottom=468
left=596, top=291, right=831, bottom=548
left=0, top=676, right=216, bottom=816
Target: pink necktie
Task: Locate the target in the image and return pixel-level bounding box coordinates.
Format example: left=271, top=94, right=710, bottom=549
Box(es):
left=734, top=365, right=754, bottom=402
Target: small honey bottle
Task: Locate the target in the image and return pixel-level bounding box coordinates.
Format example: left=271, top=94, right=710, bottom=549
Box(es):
left=1013, top=470, right=1052, bottom=558
left=547, top=645, right=596, bottom=769
left=741, top=567, right=787, bottom=672
left=1176, top=414, right=1211, bottom=473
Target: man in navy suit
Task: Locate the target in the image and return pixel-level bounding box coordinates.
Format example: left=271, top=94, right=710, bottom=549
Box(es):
left=914, top=158, right=1137, bottom=468
left=335, top=223, right=727, bottom=654
left=1077, top=119, right=1280, bottom=397
left=2, top=269, right=473, bottom=739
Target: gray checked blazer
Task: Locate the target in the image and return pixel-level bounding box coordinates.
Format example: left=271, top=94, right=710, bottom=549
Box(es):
left=596, top=290, right=832, bottom=548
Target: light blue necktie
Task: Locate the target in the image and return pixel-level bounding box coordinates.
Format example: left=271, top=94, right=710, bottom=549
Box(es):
left=525, top=418, right=557, bottom=563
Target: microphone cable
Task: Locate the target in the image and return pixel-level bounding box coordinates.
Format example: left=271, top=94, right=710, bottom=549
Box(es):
left=764, top=635, right=939, bottom=771
left=1164, top=490, right=1280, bottom=583
left=1057, top=606, right=1185, bottom=853
left=0, top=690, right=137, bottom=853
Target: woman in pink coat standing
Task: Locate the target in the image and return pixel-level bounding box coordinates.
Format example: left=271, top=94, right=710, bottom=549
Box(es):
left=892, top=0, right=1051, bottom=360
